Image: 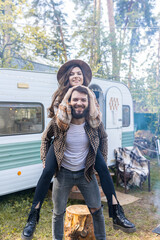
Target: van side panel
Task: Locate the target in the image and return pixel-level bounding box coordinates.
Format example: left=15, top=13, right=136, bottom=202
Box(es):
left=0, top=140, right=41, bottom=171
left=0, top=69, right=57, bottom=195
left=0, top=164, right=43, bottom=196
left=122, top=131, right=134, bottom=147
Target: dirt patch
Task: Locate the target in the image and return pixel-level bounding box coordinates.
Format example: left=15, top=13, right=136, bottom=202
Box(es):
left=102, top=191, right=140, bottom=206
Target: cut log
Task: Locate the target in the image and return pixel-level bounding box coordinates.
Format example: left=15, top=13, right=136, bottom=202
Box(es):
left=64, top=205, right=95, bottom=240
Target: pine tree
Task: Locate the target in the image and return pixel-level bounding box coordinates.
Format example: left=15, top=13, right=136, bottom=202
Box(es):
left=24, top=0, right=70, bottom=64
left=71, top=0, right=105, bottom=75
left=0, top=0, right=26, bottom=67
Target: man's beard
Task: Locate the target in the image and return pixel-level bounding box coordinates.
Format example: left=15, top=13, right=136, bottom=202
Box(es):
left=71, top=106, right=89, bottom=119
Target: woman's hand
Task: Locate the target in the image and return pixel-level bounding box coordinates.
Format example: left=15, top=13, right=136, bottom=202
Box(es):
left=86, top=88, right=95, bottom=100
left=79, top=86, right=97, bottom=116
left=80, top=86, right=95, bottom=100
left=63, top=86, right=78, bottom=102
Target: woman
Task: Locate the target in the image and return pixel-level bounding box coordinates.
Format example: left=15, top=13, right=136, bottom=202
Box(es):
left=21, top=59, right=135, bottom=240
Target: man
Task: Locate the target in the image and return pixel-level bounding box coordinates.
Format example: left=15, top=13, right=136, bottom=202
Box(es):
left=41, top=86, right=107, bottom=240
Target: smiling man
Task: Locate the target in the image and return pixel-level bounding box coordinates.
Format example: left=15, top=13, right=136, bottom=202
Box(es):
left=71, top=89, right=89, bottom=118
left=50, top=86, right=107, bottom=240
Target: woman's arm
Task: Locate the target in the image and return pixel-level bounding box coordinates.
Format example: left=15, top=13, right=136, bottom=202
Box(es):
left=83, top=87, right=102, bottom=128
left=54, top=87, right=77, bottom=131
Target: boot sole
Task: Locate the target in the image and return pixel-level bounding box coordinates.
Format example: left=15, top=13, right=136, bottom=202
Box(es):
left=113, top=224, right=136, bottom=233
left=21, top=232, right=33, bottom=240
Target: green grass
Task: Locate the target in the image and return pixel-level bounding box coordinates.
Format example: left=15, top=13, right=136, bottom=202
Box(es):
left=0, top=158, right=160, bottom=239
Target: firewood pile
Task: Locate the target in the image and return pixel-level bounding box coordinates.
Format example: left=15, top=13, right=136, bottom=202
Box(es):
left=134, top=130, right=158, bottom=157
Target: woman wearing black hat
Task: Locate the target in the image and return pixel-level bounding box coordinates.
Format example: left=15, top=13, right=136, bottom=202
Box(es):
left=21, top=60, right=135, bottom=240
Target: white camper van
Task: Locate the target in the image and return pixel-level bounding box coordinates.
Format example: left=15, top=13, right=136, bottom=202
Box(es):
left=0, top=69, right=134, bottom=196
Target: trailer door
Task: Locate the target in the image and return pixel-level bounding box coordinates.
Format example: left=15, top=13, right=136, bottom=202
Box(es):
left=105, top=87, right=122, bottom=166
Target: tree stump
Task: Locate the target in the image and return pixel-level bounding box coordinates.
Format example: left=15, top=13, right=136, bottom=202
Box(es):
left=64, top=205, right=95, bottom=240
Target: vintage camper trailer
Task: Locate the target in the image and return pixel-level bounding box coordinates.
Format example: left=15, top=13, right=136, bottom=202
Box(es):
left=0, top=69, right=134, bottom=196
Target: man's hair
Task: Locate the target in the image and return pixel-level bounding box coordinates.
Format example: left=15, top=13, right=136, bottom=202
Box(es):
left=71, top=86, right=89, bottom=97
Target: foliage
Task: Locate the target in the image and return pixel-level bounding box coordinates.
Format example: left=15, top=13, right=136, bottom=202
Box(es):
left=24, top=0, right=70, bottom=64
left=71, top=0, right=110, bottom=77
left=1, top=0, right=160, bottom=120
left=0, top=0, right=27, bottom=67
left=113, top=0, right=158, bottom=86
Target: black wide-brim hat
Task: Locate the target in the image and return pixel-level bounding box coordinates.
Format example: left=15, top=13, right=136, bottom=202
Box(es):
left=57, top=59, right=92, bottom=86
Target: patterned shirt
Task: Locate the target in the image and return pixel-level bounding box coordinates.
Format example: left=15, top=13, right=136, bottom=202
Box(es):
left=40, top=117, right=108, bottom=182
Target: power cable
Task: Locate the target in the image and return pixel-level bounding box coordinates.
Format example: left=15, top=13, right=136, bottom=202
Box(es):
left=0, top=21, right=160, bottom=30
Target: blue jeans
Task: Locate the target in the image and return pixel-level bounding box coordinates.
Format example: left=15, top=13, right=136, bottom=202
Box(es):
left=52, top=167, right=106, bottom=240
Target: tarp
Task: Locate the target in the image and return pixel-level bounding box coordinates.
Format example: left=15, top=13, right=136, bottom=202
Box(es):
left=152, top=224, right=160, bottom=235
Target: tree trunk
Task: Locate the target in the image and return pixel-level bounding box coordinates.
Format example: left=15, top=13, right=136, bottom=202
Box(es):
left=3, top=2, right=11, bottom=66
left=156, top=30, right=160, bottom=135
left=52, top=1, right=68, bottom=62
left=95, top=0, right=101, bottom=65
left=58, top=21, right=68, bottom=62
left=90, top=0, right=96, bottom=67
left=106, top=0, right=119, bottom=80
left=128, top=51, right=132, bottom=89
left=90, top=0, right=101, bottom=68
left=156, top=30, right=160, bottom=88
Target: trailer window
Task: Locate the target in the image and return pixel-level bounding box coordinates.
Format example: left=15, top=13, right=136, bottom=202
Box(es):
left=0, top=103, right=44, bottom=136
left=122, top=105, right=130, bottom=127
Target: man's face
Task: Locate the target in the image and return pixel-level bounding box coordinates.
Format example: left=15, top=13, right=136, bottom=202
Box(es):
left=70, top=90, right=89, bottom=119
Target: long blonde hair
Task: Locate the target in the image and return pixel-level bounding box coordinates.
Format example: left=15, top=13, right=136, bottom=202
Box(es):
left=48, top=65, right=89, bottom=118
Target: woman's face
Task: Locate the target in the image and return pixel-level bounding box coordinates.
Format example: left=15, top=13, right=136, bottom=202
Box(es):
left=69, top=67, right=84, bottom=87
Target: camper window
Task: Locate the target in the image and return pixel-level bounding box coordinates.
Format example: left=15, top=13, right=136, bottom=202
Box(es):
left=122, top=105, right=130, bottom=127
left=0, top=102, right=44, bottom=136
